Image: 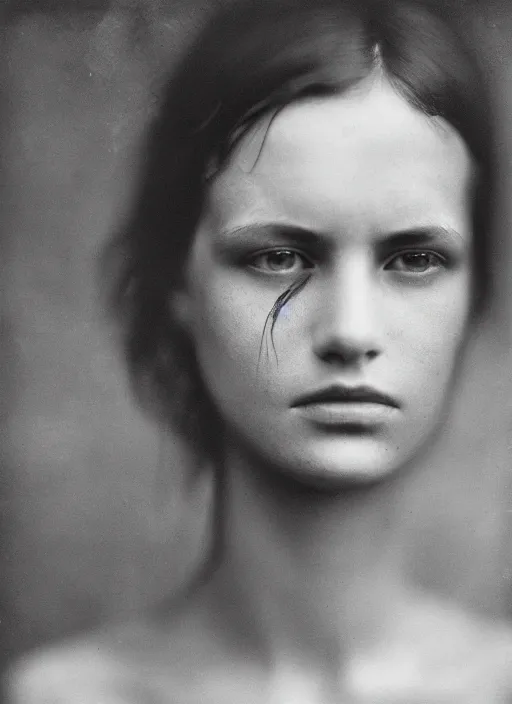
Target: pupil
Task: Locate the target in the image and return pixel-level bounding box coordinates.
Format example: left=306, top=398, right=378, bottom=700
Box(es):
left=271, top=251, right=294, bottom=268
left=405, top=253, right=429, bottom=269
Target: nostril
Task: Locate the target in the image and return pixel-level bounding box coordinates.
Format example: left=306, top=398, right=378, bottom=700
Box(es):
left=318, top=346, right=379, bottom=366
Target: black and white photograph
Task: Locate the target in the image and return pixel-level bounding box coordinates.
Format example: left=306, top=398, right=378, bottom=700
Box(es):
left=3, top=0, right=512, bottom=701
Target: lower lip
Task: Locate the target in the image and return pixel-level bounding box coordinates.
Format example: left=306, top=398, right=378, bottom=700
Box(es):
left=293, top=402, right=398, bottom=427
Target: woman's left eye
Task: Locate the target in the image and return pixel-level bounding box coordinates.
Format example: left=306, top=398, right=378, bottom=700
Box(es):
left=248, top=249, right=312, bottom=274
left=385, top=251, right=445, bottom=274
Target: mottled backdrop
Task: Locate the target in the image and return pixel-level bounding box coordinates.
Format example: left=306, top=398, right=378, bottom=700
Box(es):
left=2, top=0, right=512, bottom=669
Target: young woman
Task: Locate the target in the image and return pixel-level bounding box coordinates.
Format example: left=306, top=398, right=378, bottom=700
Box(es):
left=7, top=0, right=512, bottom=701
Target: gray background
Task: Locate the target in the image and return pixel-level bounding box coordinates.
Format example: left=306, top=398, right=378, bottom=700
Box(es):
left=3, top=0, right=512, bottom=667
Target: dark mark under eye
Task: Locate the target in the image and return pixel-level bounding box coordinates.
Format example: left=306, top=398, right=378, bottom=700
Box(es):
left=258, top=270, right=312, bottom=370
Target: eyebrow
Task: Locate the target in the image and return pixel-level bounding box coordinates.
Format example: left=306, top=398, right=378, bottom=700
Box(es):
left=218, top=223, right=326, bottom=248
left=380, top=226, right=467, bottom=250
left=219, top=223, right=466, bottom=248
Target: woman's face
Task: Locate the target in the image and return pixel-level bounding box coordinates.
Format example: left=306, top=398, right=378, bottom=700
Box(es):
left=179, top=78, right=474, bottom=485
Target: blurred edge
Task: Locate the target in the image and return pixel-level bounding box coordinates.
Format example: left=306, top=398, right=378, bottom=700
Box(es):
left=0, top=0, right=503, bottom=20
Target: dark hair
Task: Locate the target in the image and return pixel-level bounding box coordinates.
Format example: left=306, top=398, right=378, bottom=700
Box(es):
left=107, top=0, right=496, bottom=450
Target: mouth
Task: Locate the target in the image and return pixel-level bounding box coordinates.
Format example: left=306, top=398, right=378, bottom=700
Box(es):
left=290, top=385, right=400, bottom=428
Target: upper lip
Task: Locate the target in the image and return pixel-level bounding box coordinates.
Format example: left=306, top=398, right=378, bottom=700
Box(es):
left=291, top=384, right=400, bottom=409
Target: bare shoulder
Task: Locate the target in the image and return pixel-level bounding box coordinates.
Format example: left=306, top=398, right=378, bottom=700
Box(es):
left=4, top=614, right=261, bottom=704
left=7, top=596, right=512, bottom=704
left=405, top=594, right=512, bottom=665
left=4, top=620, right=160, bottom=704
left=347, top=593, right=512, bottom=703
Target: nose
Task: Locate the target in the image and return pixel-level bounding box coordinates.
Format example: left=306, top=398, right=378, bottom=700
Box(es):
left=311, top=254, right=382, bottom=367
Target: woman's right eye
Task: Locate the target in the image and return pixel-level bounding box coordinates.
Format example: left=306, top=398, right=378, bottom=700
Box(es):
left=248, top=249, right=313, bottom=274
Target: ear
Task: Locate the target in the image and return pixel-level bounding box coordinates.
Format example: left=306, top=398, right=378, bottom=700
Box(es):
left=169, top=288, right=196, bottom=337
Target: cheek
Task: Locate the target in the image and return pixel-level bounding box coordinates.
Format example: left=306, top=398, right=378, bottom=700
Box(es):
left=191, top=276, right=274, bottom=381
left=392, top=277, right=471, bottom=392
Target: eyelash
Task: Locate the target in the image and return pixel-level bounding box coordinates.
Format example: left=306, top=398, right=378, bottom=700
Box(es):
left=385, top=251, right=447, bottom=274
left=247, top=248, right=448, bottom=275
left=248, top=249, right=313, bottom=274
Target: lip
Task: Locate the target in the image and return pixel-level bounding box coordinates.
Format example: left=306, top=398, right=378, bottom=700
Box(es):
left=290, top=384, right=400, bottom=428
left=291, top=384, right=401, bottom=409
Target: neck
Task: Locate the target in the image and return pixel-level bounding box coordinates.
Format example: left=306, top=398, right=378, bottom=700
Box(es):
left=207, top=442, right=416, bottom=673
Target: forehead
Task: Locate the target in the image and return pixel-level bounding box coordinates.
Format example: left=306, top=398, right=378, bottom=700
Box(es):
left=205, top=78, right=475, bottom=238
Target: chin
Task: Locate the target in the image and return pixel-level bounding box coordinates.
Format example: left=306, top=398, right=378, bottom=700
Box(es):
left=269, top=435, right=418, bottom=491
